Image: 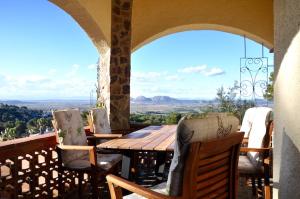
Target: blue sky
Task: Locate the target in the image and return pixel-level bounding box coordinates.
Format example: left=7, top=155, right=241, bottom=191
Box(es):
left=0, top=1, right=273, bottom=100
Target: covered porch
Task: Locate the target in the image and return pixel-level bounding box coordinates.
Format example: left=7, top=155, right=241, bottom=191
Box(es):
left=1, top=0, right=300, bottom=198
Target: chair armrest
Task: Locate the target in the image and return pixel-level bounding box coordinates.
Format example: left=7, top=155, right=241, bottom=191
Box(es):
left=242, top=137, right=248, bottom=143
left=240, top=147, right=270, bottom=153
left=57, top=145, right=94, bottom=151
left=106, top=174, right=172, bottom=199
left=87, top=134, right=122, bottom=140
left=56, top=145, right=97, bottom=166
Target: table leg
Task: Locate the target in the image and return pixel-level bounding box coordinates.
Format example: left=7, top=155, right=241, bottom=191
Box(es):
left=120, top=151, right=135, bottom=180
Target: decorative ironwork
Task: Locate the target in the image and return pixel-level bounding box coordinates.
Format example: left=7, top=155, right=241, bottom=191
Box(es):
left=239, top=37, right=273, bottom=105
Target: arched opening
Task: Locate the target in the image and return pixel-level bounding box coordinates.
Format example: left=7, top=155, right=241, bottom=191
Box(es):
left=133, top=24, right=273, bottom=52
left=130, top=30, right=274, bottom=123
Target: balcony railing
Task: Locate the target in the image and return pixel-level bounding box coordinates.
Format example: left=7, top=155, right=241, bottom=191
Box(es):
left=0, top=133, right=60, bottom=198
left=0, top=123, right=148, bottom=198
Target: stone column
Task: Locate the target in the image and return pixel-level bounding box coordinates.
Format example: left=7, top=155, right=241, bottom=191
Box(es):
left=99, top=0, right=132, bottom=130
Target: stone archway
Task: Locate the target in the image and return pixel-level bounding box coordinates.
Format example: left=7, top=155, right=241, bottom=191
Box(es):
left=50, top=0, right=273, bottom=130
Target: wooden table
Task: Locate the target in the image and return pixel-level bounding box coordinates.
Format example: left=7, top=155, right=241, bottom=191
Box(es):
left=98, top=125, right=176, bottom=151
left=97, top=125, right=177, bottom=180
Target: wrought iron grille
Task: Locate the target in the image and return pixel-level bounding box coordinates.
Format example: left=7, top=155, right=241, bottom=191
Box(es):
left=239, top=37, right=273, bottom=105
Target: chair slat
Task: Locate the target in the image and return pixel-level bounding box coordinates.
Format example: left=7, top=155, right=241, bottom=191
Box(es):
left=196, top=172, right=228, bottom=190
left=198, top=151, right=230, bottom=166
left=198, top=157, right=229, bottom=174
left=196, top=178, right=228, bottom=198
left=197, top=165, right=229, bottom=182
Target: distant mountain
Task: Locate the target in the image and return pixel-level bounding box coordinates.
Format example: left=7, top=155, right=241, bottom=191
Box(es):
left=134, top=96, right=152, bottom=103
left=152, top=96, right=179, bottom=103
left=131, top=96, right=204, bottom=105
left=0, top=100, right=37, bottom=105
left=130, top=95, right=272, bottom=106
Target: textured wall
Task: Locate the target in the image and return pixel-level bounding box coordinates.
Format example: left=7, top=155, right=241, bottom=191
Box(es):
left=99, top=0, right=132, bottom=130
left=274, top=0, right=300, bottom=198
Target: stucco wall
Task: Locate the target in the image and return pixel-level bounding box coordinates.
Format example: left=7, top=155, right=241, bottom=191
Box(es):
left=132, top=0, right=273, bottom=51
left=51, top=0, right=274, bottom=52
left=274, top=0, right=300, bottom=198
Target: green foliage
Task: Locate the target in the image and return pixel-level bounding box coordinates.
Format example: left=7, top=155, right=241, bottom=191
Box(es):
left=27, top=118, right=52, bottom=135
left=165, top=112, right=182, bottom=124
left=15, top=120, right=27, bottom=137
left=57, top=129, right=66, bottom=139
left=215, top=81, right=241, bottom=113
left=0, top=104, right=52, bottom=140
left=0, top=128, right=17, bottom=141
left=263, top=72, right=274, bottom=101
left=130, top=113, right=166, bottom=125
left=81, top=111, right=89, bottom=125
left=215, top=81, right=254, bottom=122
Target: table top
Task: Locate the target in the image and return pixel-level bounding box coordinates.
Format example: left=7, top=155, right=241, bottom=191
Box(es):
left=97, top=125, right=176, bottom=151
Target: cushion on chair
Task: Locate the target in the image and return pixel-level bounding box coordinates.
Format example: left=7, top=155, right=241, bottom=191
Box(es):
left=240, top=107, right=257, bottom=137
left=64, top=153, right=122, bottom=170
left=246, top=107, right=273, bottom=167
left=166, top=113, right=239, bottom=196
left=52, top=109, right=88, bottom=164
left=238, top=156, right=263, bottom=175
left=123, top=182, right=168, bottom=199
left=90, top=108, right=111, bottom=134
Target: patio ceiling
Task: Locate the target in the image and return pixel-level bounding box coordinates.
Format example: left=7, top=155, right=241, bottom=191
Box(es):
left=50, top=0, right=274, bottom=53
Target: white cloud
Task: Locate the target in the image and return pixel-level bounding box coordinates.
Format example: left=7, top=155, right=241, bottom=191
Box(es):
left=67, top=64, right=80, bottom=77
left=132, top=71, right=161, bottom=81
left=202, top=67, right=225, bottom=76
left=165, top=75, right=182, bottom=81
left=48, top=69, right=57, bottom=75
left=0, top=64, right=95, bottom=99
left=178, top=65, right=207, bottom=73
left=87, top=64, right=97, bottom=70
left=178, top=65, right=225, bottom=76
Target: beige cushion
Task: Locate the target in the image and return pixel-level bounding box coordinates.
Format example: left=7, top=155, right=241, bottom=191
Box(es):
left=52, top=109, right=88, bottom=164
left=90, top=108, right=111, bottom=134
left=166, top=113, right=239, bottom=196
left=64, top=154, right=122, bottom=171
left=123, top=182, right=167, bottom=199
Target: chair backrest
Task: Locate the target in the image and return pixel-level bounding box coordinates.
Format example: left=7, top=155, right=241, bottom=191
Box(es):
left=241, top=107, right=273, bottom=166
left=182, top=132, right=244, bottom=199
left=52, top=109, right=88, bottom=163
left=166, top=113, right=240, bottom=197
left=90, top=108, right=111, bottom=134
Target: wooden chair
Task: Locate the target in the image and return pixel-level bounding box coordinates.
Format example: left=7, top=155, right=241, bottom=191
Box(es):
left=106, top=113, right=244, bottom=199
left=238, top=107, right=273, bottom=199
left=52, top=109, right=122, bottom=198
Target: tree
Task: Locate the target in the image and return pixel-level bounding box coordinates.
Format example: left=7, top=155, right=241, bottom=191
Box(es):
left=264, top=72, right=274, bottom=101
left=0, top=128, right=17, bottom=141
left=215, top=81, right=254, bottom=122
left=165, top=113, right=182, bottom=124
left=216, top=82, right=239, bottom=114
left=15, top=120, right=27, bottom=137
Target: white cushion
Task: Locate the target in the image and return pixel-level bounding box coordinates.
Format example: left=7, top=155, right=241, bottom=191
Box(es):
left=90, top=108, right=111, bottom=134
left=246, top=107, right=273, bottom=166
left=240, top=107, right=257, bottom=137
left=123, top=182, right=167, bottom=199
left=52, top=109, right=88, bottom=164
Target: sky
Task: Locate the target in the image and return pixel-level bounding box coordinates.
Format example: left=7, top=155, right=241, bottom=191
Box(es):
left=0, top=1, right=273, bottom=100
